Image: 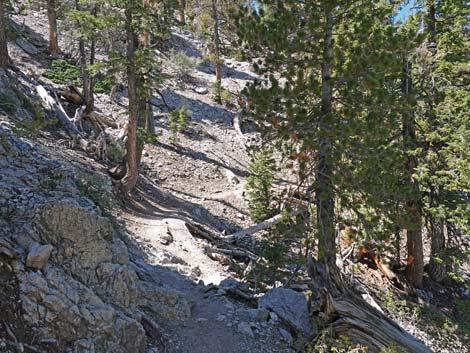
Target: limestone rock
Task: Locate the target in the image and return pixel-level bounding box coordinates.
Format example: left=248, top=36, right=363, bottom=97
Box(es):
left=258, top=288, right=313, bottom=335
left=26, top=242, right=54, bottom=269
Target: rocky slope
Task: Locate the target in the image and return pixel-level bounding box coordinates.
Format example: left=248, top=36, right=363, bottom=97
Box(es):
left=0, top=5, right=310, bottom=353
left=1, top=4, right=469, bottom=353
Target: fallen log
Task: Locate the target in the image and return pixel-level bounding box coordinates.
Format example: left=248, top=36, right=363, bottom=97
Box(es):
left=307, top=256, right=433, bottom=353
left=185, top=222, right=218, bottom=242
left=36, top=85, right=82, bottom=138
left=232, top=111, right=246, bottom=149
left=57, top=85, right=83, bottom=105
left=205, top=246, right=259, bottom=261
left=224, top=213, right=285, bottom=242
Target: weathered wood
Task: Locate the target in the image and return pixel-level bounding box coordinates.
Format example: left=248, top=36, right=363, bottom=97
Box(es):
left=307, top=256, right=433, bottom=353
left=185, top=222, right=218, bottom=242
left=205, top=246, right=259, bottom=261
left=36, top=85, right=82, bottom=137
left=224, top=213, right=284, bottom=242
left=232, top=111, right=246, bottom=149
left=57, top=85, right=83, bottom=105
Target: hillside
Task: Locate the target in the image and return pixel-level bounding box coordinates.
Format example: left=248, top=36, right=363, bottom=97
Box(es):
left=0, top=2, right=469, bottom=353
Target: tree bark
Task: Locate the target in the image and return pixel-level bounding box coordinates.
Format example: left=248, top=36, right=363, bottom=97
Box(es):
left=425, top=0, right=447, bottom=283
left=179, top=0, right=186, bottom=25
left=211, top=0, right=222, bottom=103
left=402, top=60, right=424, bottom=288
left=429, top=216, right=446, bottom=282
left=76, top=2, right=95, bottom=114
left=119, top=6, right=140, bottom=194
left=315, top=8, right=336, bottom=266
left=137, top=0, right=154, bottom=135
left=0, top=0, right=8, bottom=68
left=308, top=257, right=433, bottom=353
left=47, top=0, right=59, bottom=54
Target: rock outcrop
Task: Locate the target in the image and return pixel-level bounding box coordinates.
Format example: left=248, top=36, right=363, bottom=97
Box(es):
left=0, top=120, right=191, bottom=352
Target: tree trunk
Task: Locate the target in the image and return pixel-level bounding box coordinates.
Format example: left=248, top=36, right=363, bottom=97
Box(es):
left=308, top=257, right=433, bottom=353
left=47, top=0, right=59, bottom=54
left=138, top=1, right=154, bottom=135
left=425, top=0, right=447, bottom=283
left=315, top=8, right=336, bottom=266
left=179, top=0, right=186, bottom=25
left=0, top=0, right=8, bottom=68
left=429, top=216, right=447, bottom=282
left=402, top=60, right=424, bottom=288
left=211, top=0, right=222, bottom=103
left=119, top=6, right=140, bottom=194
left=246, top=0, right=252, bottom=15
left=76, top=1, right=96, bottom=114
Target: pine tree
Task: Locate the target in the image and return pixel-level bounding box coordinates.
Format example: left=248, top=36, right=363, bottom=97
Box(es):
left=0, top=0, right=8, bottom=68
left=104, top=0, right=173, bottom=193
left=411, top=0, right=470, bottom=283
left=239, top=0, right=409, bottom=268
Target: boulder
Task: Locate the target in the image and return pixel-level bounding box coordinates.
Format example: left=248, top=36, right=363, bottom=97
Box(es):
left=26, top=242, right=54, bottom=269
left=16, top=38, right=41, bottom=55
left=193, top=87, right=208, bottom=94
left=258, top=288, right=314, bottom=335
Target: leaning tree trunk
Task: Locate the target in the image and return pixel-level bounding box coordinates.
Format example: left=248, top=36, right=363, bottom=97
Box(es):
left=308, top=257, right=433, bottom=353
left=0, top=0, right=8, bottom=68
left=119, top=6, right=140, bottom=194
left=315, top=8, right=336, bottom=266
left=402, top=60, right=424, bottom=288
left=47, top=0, right=59, bottom=54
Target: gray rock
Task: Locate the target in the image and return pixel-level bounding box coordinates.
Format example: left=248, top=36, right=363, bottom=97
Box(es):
left=279, top=328, right=293, bottom=344
left=193, top=87, right=208, bottom=94
left=16, top=38, right=41, bottom=55
left=258, top=288, right=313, bottom=335
left=247, top=308, right=270, bottom=322
left=26, top=242, right=54, bottom=269
left=237, top=322, right=254, bottom=338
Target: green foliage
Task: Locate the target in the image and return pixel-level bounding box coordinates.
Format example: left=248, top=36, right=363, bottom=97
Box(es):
left=456, top=299, right=470, bottom=340
left=0, top=93, right=17, bottom=115
left=211, top=80, right=234, bottom=106
left=306, top=331, right=368, bottom=353
left=379, top=292, right=415, bottom=319
left=246, top=148, right=276, bottom=222
left=169, top=49, right=201, bottom=82
left=212, top=80, right=222, bottom=103
left=94, top=76, right=113, bottom=94
left=43, top=59, right=81, bottom=85
left=169, top=103, right=189, bottom=143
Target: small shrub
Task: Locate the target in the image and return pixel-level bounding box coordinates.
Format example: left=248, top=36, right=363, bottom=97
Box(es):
left=169, top=49, right=201, bottom=82
left=168, top=103, right=189, bottom=143
left=43, top=59, right=81, bottom=85
left=306, top=331, right=368, bottom=353
left=95, top=76, right=113, bottom=94
left=212, top=80, right=222, bottom=103
left=211, top=81, right=233, bottom=106
left=0, top=93, right=17, bottom=115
